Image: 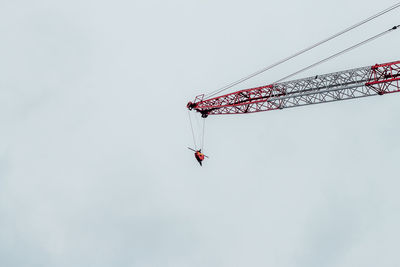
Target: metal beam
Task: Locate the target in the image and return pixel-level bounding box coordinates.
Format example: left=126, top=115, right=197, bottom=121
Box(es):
left=187, top=60, right=400, bottom=117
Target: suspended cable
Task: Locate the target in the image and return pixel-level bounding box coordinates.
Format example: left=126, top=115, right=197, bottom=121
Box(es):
left=274, top=25, right=399, bottom=84
left=204, top=2, right=400, bottom=99
left=187, top=110, right=197, bottom=149
left=201, top=118, right=206, bottom=151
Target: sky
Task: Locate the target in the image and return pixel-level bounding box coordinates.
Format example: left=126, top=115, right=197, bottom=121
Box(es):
left=1, top=0, right=400, bottom=266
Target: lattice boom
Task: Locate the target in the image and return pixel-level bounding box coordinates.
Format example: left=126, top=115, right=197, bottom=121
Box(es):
left=187, top=61, right=400, bottom=117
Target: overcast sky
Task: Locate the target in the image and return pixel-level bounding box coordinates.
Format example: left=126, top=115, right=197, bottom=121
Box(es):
left=1, top=0, right=400, bottom=266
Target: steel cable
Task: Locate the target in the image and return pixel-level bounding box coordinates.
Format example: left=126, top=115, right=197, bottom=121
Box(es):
left=274, top=25, right=399, bottom=83
left=204, top=2, right=400, bottom=99
left=188, top=110, right=197, bottom=149
left=201, top=118, right=206, bottom=151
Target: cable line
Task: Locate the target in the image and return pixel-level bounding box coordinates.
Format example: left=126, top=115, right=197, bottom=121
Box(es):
left=201, top=118, right=206, bottom=151
left=204, top=2, right=400, bottom=99
left=187, top=111, right=197, bottom=149
left=274, top=25, right=399, bottom=83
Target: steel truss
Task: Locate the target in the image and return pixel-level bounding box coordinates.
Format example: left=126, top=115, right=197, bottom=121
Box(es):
left=187, top=61, right=400, bottom=117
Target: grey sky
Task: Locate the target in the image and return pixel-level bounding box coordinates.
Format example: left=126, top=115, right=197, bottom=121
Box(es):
left=1, top=0, right=400, bottom=266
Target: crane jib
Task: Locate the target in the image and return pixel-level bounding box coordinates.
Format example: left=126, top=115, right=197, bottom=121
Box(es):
left=187, top=61, right=400, bottom=117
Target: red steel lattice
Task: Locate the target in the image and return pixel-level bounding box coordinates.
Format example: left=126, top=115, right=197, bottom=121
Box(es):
left=187, top=60, right=400, bottom=117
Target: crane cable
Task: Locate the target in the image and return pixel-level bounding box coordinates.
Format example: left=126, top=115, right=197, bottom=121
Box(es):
left=201, top=118, right=206, bottom=151
left=187, top=110, right=197, bottom=150
left=188, top=110, right=207, bottom=151
left=274, top=25, right=400, bottom=83
left=204, top=2, right=400, bottom=99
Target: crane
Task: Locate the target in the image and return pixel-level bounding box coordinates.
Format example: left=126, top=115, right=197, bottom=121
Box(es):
left=185, top=3, right=400, bottom=165
left=187, top=60, right=400, bottom=117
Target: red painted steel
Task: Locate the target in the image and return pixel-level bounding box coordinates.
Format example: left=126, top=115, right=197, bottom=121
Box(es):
left=188, top=60, right=400, bottom=117
left=365, top=60, right=400, bottom=94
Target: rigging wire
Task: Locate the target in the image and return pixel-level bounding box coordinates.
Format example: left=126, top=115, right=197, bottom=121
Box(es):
left=204, top=2, right=400, bottom=99
left=187, top=110, right=197, bottom=149
left=187, top=110, right=207, bottom=151
left=274, top=25, right=400, bottom=84
left=201, top=118, right=206, bottom=151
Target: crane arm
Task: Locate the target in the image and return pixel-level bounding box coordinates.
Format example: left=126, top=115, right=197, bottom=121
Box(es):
left=187, top=61, right=400, bottom=117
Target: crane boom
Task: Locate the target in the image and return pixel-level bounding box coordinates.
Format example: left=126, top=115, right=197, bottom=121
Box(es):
left=187, top=60, right=400, bottom=117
